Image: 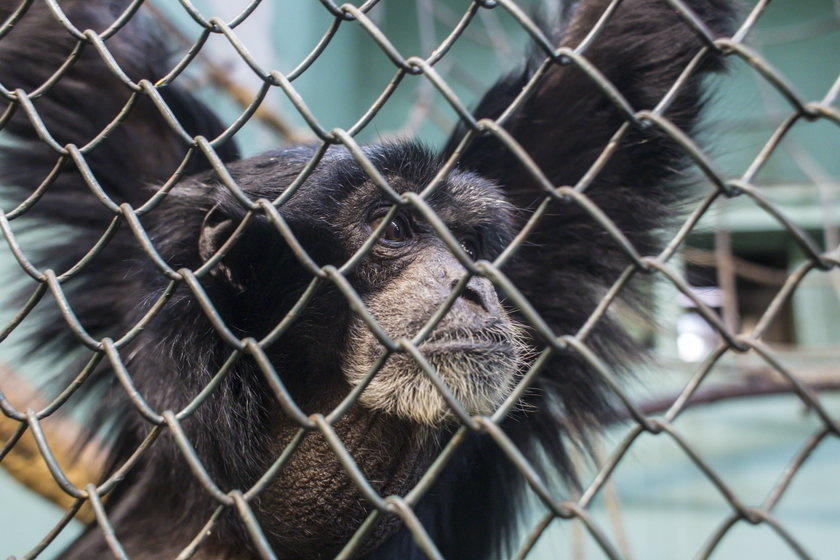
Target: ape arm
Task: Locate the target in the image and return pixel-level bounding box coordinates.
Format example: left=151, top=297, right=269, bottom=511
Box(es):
left=441, top=0, right=735, bottom=406
left=446, top=0, right=733, bottom=200
left=444, top=0, right=734, bottom=297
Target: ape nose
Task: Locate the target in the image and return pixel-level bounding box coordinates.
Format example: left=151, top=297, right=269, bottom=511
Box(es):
left=434, top=248, right=501, bottom=315
left=452, top=275, right=499, bottom=315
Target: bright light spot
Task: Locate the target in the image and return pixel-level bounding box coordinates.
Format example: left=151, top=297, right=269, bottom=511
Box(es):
left=676, top=312, right=718, bottom=362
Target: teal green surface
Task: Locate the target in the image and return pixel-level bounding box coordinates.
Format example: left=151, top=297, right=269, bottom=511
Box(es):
left=528, top=394, right=840, bottom=559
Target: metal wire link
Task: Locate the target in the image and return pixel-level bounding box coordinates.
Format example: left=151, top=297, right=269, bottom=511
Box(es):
left=0, top=0, right=838, bottom=559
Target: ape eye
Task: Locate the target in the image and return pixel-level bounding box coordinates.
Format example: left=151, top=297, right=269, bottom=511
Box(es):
left=371, top=215, right=411, bottom=244
left=460, top=237, right=479, bottom=260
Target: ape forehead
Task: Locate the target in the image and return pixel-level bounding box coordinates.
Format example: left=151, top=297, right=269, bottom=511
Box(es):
left=332, top=142, right=517, bottom=231
left=223, top=143, right=515, bottom=235
left=422, top=171, right=516, bottom=232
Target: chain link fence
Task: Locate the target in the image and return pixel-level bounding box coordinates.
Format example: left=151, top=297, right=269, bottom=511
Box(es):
left=0, top=0, right=838, bottom=558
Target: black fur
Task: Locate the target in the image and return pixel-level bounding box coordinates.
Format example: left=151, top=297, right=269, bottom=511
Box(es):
left=0, top=1, right=734, bottom=558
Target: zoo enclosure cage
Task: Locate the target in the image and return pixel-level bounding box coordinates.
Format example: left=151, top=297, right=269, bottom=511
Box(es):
left=0, top=0, right=838, bottom=559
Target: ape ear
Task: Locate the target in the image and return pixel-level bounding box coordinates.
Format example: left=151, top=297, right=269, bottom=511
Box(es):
left=198, top=204, right=245, bottom=291
left=199, top=204, right=233, bottom=261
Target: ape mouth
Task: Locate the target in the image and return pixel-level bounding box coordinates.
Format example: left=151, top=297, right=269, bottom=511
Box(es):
left=417, top=326, right=524, bottom=362
left=421, top=325, right=518, bottom=348
left=343, top=316, right=531, bottom=425
left=418, top=339, right=518, bottom=356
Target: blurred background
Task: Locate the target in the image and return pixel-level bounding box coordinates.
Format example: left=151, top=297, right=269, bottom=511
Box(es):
left=1, top=0, right=838, bottom=558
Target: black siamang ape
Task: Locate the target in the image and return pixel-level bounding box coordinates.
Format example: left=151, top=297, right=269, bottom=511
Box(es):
left=0, top=0, right=734, bottom=558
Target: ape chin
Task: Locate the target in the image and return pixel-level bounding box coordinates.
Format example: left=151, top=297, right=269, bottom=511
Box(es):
left=0, top=0, right=734, bottom=558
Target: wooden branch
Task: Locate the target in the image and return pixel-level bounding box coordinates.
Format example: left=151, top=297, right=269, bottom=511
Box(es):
left=145, top=4, right=315, bottom=145
left=0, top=364, right=106, bottom=523
left=630, top=375, right=840, bottom=418
left=682, top=247, right=790, bottom=286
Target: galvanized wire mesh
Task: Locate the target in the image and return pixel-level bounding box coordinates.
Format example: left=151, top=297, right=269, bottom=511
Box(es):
left=0, top=0, right=838, bottom=559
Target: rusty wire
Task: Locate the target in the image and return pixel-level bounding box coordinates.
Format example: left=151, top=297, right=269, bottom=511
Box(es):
left=0, top=0, right=838, bottom=559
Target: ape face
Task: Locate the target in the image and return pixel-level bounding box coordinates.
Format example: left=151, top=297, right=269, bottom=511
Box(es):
left=190, top=144, right=530, bottom=428
left=337, top=159, right=530, bottom=426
